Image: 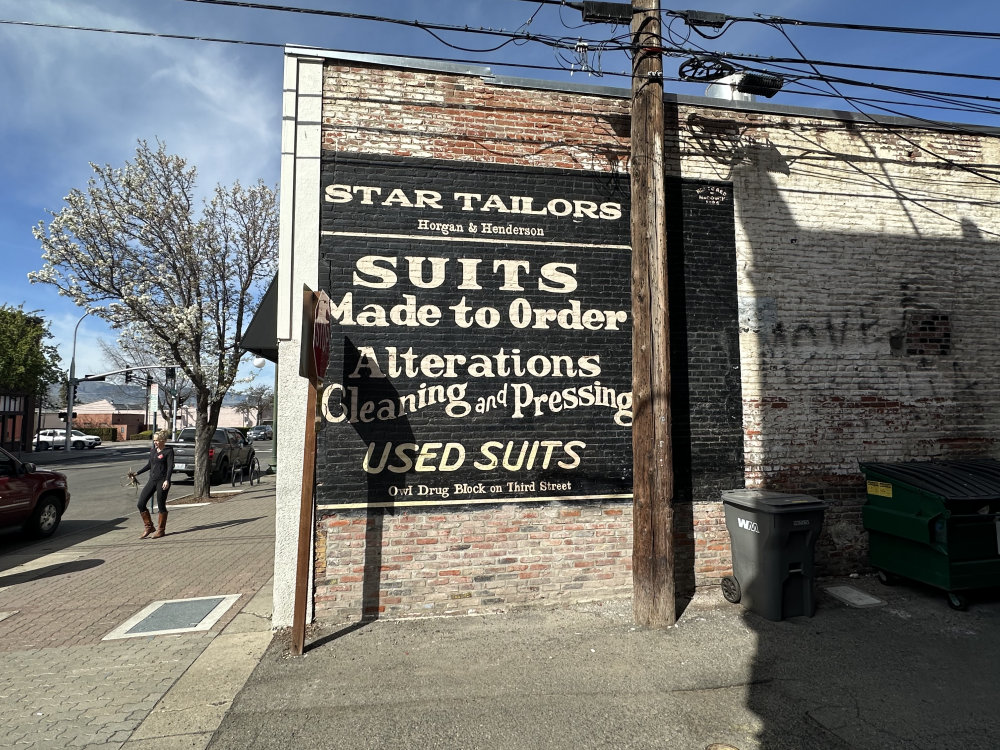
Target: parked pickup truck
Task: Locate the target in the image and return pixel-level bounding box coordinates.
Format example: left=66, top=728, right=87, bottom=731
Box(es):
left=167, top=427, right=255, bottom=483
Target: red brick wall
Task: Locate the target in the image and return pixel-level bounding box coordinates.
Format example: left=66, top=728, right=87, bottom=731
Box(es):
left=314, top=504, right=633, bottom=620
left=308, top=55, right=1000, bottom=623
left=311, top=60, right=743, bottom=624
left=313, top=62, right=646, bottom=623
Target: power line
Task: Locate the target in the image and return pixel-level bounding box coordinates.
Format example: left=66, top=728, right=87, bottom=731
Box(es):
left=774, top=83, right=1000, bottom=119
left=706, top=52, right=1000, bottom=86
left=657, top=49, right=1000, bottom=113
left=652, top=14, right=1000, bottom=121
left=0, top=17, right=284, bottom=49
left=661, top=9, right=1000, bottom=41
left=765, top=21, right=1000, bottom=205
left=3, top=13, right=1000, bottom=124
left=747, top=13, right=1000, bottom=41
left=0, top=17, right=622, bottom=78
left=176, top=0, right=586, bottom=53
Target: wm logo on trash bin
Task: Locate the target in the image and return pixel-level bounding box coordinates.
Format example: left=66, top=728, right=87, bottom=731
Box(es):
left=737, top=517, right=760, bottom=533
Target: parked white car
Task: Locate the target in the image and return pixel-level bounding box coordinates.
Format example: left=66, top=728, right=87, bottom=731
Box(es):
left=34, top=429, right=102, bottom=450
left=32, top=432, right=58, bottom=450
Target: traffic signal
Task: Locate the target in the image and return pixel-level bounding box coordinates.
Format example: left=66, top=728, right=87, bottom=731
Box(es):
left=166, top=367, right=176, bottom=380
left=125, top=371, right=132, bottom=384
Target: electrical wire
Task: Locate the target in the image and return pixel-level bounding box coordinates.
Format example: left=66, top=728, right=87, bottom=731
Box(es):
left=651, top=21, right=1000, bottom=124
left=0, top=17, right=285, bottom=48
left=728, top=60, right=1000, bottom=112
left=653, top=8, right=1000, bottom=224
left=0, top=17, right=632, bottom=79
left=765, top=25, right=1000, bottom=140
left=705, top=51, right=1000, bottom=86
left=759, top=20, right=1000, bottom=237
left=748, top=12, right=1000, bottom=41
left=176, top=0, right=591, bottom=54
left=4, top=10, right=1000, bottom=122
left=655, top=7, right=1000, bottom=123
left=776, top=80, right=1000, bottom=119
left=657, top=8, right=1000, bottom=41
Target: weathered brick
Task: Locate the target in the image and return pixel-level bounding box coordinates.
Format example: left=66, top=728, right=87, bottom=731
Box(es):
left=291, top=53, right=1000, bottom=624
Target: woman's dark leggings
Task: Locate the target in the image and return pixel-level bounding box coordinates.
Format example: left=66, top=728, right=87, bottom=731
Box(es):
left=137, top=480, right=169, bottom=514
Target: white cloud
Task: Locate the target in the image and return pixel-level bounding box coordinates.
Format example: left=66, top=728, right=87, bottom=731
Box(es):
left=0, top=0, right=280, bottom=201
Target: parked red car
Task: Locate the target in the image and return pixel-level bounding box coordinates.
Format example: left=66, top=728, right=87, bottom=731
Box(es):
left=0, top=446, right=70, bottom=538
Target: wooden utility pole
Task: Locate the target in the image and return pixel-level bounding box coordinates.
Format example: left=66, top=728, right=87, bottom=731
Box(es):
left=291, top=287, right=331, bottom=655
left=291, top=375, right=318, bottom=656
left=630, top=0, right=676, bottom=626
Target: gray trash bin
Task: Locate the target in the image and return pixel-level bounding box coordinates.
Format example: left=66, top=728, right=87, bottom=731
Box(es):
left=722, top=489, right=827, bottom=621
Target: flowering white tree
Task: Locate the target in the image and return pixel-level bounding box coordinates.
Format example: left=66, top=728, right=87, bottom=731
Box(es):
left=30, top=140, right=278, bottom=497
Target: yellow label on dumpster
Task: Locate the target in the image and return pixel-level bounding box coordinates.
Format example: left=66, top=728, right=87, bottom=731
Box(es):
left=867, top=481, right=893, bottom=498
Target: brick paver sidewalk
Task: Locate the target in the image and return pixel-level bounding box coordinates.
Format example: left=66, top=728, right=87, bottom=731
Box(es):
left=0, top=479, right=276, bottom=749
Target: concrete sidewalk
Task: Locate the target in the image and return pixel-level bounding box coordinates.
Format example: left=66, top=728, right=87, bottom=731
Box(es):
left=0, top=477, right=276, bottom=750
left=208, top=574, right=1000, bottom=750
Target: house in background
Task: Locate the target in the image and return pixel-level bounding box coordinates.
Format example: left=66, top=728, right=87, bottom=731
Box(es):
left=39, top=399, right=146, bottom=440
left=38, top=400, right=263, bottom=440
left=1, top=391, right=37, bottom=453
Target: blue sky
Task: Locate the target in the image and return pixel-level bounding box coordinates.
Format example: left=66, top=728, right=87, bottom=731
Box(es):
left=1, top=0, right=998, bottom=382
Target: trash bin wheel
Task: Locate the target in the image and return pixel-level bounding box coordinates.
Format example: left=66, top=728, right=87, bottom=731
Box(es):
left=876, top=569, right=900, bottom=586
left=721, top=576, right=741, bottom=604
left=946, top=592, right=968, bottom=611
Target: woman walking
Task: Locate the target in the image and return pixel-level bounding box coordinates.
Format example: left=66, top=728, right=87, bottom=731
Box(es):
left=130, top=429, right=175, bottom=539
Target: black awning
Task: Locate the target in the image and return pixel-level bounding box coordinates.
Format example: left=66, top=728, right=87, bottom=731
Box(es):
left=241, top=275, right=278, bottom=363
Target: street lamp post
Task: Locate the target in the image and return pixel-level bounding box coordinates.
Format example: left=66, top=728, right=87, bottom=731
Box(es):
left=65, top=310, right=92, bottom=451
left=252, top=356, right=276, bottom=471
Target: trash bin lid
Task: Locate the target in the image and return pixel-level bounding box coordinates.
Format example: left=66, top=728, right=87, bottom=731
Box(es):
left=860, top=459, right=1000, bottom=502
left=722, top=489, right=826, bottom=513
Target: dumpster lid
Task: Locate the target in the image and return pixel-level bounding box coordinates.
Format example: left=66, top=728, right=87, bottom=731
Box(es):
left=723, top=489, right=826, bottom=513
left=859, top=459, right=1000, bottom=502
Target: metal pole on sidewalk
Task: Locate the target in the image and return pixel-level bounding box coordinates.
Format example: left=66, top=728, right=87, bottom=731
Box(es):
left=66, top=310, right=92, bottom=452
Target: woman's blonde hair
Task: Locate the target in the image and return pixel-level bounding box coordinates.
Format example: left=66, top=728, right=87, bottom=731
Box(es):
left=154, top=429, right=170, bottom=443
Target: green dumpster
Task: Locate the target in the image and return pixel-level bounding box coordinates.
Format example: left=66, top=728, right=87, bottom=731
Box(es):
left=860, top=459, right=1000, bottom=610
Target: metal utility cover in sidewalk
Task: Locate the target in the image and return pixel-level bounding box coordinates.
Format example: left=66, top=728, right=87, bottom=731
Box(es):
left=103, top=594, right=241, bottom=640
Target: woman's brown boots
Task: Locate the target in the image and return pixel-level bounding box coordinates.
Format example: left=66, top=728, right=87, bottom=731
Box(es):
left=139, top=511, right=155, bottom=539
left=140, top=511, right=167, bottom=539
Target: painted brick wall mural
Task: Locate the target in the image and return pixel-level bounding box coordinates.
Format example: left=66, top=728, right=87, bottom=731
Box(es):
left=311, top=154, right=741, bottom=619
left=317, top=155, right=633, bottom=509
left=273, top=51, right=1000, bottom=627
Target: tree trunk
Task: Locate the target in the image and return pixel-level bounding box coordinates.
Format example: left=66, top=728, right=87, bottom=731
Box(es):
left=192, top=393, right=223, bottom=498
